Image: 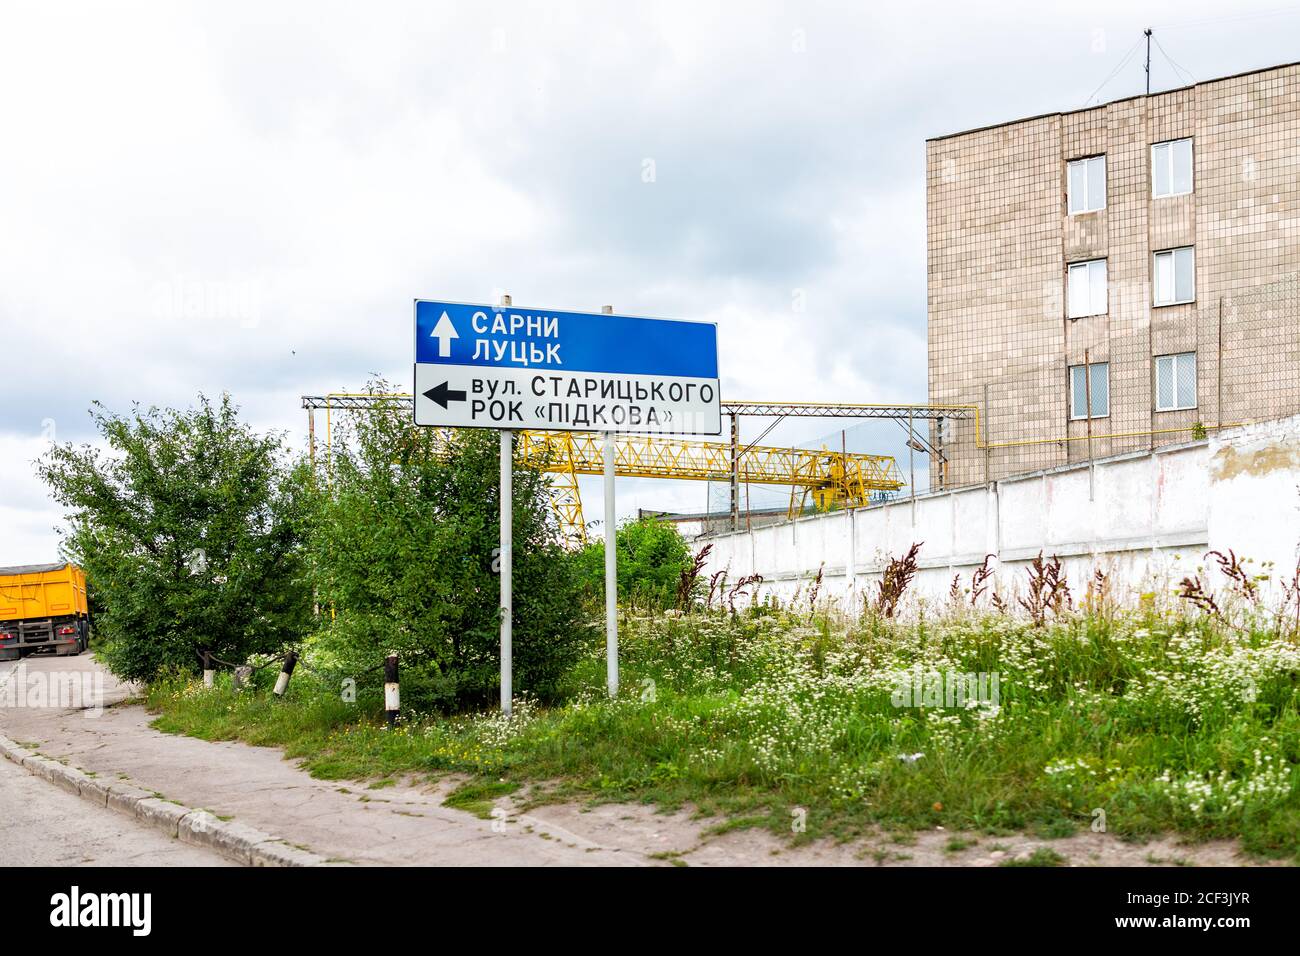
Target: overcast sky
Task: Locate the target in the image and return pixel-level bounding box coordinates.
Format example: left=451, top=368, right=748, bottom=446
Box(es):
left=4, top=0, right=1300, bottom=562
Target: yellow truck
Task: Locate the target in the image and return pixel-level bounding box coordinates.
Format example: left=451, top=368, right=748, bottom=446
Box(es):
left=0, top=563, right=91, bottom=661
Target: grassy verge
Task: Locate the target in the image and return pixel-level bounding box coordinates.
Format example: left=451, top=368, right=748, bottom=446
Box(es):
left=146, top=604, right=1300, bottom=860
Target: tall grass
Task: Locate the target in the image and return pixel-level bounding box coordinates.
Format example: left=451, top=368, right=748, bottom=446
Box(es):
left=147, top=592, right=1300, bottom=859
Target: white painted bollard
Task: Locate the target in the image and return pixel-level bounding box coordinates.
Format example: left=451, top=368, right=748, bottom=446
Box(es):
left=202, top=651, right=214, bottom=688
left=384, top=654, right=400, bottom=728
left=273, top=651, right=298, bottom=697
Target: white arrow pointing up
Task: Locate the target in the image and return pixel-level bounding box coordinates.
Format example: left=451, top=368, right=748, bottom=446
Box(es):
left=430, top=310, right=459, bottom=358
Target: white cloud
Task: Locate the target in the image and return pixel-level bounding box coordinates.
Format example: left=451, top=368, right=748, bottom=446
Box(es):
left=0, top=434, right=66, bottom=565
left=4, top=0, right=1300, bottom=551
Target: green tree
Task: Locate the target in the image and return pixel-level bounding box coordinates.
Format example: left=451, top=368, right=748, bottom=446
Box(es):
left=577, top=516, right=693, bottom=610
left=38, top=395, right=311, bottom=683
left=308, top=388, right=591, bottom=710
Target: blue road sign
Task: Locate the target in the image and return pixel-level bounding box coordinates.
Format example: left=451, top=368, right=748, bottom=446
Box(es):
left=413, top=299, right=721, bottom=434
left=414, top=301, right=717, bottom=377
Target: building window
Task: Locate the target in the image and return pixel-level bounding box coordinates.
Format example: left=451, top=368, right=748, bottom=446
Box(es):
left=1155, top=352, right=1197, bottom=411
left=1153, top=246, right=1195, bottom=305
left=1152, top=138, right=1193, bottom=197
left=1067, top=155, right=1106, bottom=214
left=1069, top=362, right=1109, bottom=419
left=1068, top=259, right=1107, bottom=318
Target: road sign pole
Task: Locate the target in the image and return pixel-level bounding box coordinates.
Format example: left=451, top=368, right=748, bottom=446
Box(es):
left=499, top=294, right=514, bottom=716
left=500, top=426, right=513, bottom=716
left=603, top=429, right=617, bottom=697
left=600, top=305, right=618, bottom=698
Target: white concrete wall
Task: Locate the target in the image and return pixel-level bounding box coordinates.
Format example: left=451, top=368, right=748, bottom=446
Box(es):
left=696, top=414, right=1300, bottom=611
left=1206, top=415, right=1300, bottom=589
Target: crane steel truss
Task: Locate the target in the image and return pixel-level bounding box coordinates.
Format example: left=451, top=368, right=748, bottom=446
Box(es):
left=516, top=430, right=902, bottom=535
left=720, top=401, right=975, bottom=420
left=544, top=432, right=587, bottom=547
left=300, top=394, right=919, bottom=543
left=716, top=400, right=979, bottom=528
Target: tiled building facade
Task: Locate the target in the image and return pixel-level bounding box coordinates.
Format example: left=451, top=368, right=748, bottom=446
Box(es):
left=927, top=62, right=1300, bottom=487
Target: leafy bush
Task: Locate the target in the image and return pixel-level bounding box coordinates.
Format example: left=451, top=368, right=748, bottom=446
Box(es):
left=38, top=395, right=311, bottom=683
left=307, top=387, right=593, bottom=710
left=576, top=516, right=693, bottom=610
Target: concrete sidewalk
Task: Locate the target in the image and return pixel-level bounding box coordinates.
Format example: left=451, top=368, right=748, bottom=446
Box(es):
left=0, top=655, right=680, bottom=866
left=0, top=655, right=1273, bottom=867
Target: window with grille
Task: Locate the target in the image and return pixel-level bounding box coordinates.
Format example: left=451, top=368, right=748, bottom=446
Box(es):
left=1069, top=362, right=1109, bottom=419
left=1155, top=352, right=1197, bottom=411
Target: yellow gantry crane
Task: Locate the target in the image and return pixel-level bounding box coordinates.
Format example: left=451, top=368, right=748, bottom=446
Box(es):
left=516, top=430, right=904, bottom=544
left=301, top=394, right=917, bottom=547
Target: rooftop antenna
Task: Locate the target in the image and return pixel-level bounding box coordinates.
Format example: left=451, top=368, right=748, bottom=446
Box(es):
left=1144, top=28, right=1152, bottom=94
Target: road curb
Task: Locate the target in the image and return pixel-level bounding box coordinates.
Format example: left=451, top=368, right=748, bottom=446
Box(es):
left=0, top=731, right=332, bottom=867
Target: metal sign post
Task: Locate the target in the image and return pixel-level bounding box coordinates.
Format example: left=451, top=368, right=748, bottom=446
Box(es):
left=603, top=427, right=617, bottom=697
left=500, top=426, right=513, bottom=715
left=599, top=307, right=618, bottom=698
left=499, top=297, right=513, bottom=716
left=413, top=296, right=720, bottom=711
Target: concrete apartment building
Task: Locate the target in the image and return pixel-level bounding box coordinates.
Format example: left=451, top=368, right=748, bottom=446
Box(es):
left=926, top=61, right=1300, bottom=488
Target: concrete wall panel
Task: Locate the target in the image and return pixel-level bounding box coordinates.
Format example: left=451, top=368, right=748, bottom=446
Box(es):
left=693, top=416, right=1300, bottom=610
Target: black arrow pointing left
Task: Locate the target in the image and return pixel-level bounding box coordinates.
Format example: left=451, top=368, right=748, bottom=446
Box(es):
left=423, top=381, right=467, bottom=409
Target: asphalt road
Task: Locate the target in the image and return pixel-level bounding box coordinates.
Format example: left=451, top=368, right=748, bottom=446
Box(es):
left=0, top=752, right=232, bottom=866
